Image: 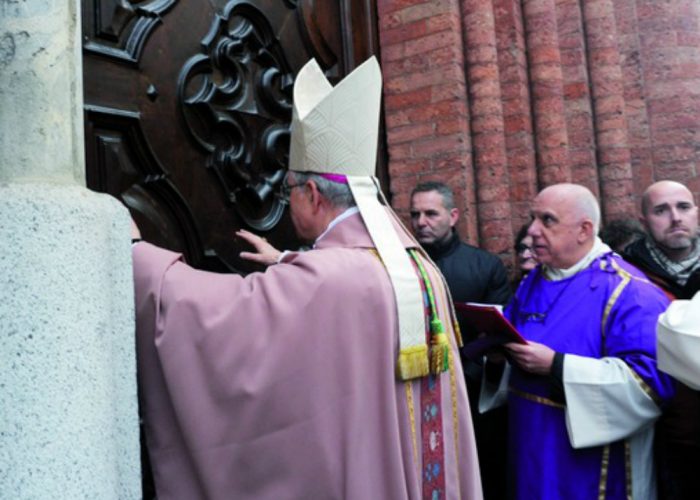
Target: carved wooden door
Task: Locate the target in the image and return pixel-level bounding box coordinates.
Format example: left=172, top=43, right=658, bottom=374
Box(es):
left=82, top=0, right=382, bottom=273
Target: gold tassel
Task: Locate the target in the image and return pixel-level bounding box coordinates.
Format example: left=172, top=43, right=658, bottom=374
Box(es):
left=428, top=318, right=449, bottom=374
left=431, top=332, right=450, bottom=374
left=397, top=345, right=430, bottom=380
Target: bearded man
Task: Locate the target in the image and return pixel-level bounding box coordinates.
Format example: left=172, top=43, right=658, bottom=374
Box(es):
left=623, top=180, right=700, bottom=299
left=622, top=180, right=700, bottom=500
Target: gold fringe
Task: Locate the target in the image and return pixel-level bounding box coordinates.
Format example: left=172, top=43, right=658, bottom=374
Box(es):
left=430, top=332, right=450, bottom=374
left=397, top=345, right=430, bottom=380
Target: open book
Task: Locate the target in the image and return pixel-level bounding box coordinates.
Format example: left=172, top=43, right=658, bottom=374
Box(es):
left=454, top=302, right=527, bottom=360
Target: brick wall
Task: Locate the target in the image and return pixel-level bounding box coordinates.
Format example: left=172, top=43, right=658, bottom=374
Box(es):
left=377, top=0, right=700, bottom=270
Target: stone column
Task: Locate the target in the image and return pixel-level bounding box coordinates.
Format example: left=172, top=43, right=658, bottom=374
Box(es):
left=0, top=1, right=140, bottom=498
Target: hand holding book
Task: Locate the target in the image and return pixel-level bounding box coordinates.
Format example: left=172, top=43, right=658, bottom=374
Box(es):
left=455, top=302, right=527, bottom=360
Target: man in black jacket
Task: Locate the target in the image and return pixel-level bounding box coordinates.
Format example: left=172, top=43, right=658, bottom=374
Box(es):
left=410, top=181, right=511, bottom=500
left=410, top=182, right=512, bottom=305
left=622, top=180, right=700, bottom=500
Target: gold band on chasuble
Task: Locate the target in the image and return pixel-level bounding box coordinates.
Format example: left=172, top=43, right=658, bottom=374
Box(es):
left=508, top=387, right=566, bottom=409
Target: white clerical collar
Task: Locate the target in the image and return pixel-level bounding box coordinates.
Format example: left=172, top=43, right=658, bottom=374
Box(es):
left=543, top=237, right=612, bottom=281
left=313, top=207, right=360, bottom=247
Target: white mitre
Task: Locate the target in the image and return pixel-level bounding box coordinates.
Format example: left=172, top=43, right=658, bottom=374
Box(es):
left=289, top=57, right=429, bottom=380
left=657, top=291, right=700, bottom=389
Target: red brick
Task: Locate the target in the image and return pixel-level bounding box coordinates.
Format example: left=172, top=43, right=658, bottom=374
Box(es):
left=594, top=95, right=625, bottom=115
left=655, top=161, right=700, bottom=181
left=597, top=128, right=629, bottom=147
left=564, top=82, right=588, bottom=99
left=502, top=98, right=530, bottom=116
left=404, top=31, right=460, bottom=57
left=431, top=82, right=468, bottom=102
left=534, top=109, right=567, bottom=131
left=537, top=128, right=569, bottom=148
left=501, top=81, right=531, bottom=100
left=678, top=32, right=700, bottom=47
left=385, top=70, right=451, bottom=93
left=652, top=145, right=698, bottom=164
left=471, top=114, right=506, bottom=134
left=382, top=19, right=428, bottom=45
left=379, top=1, right=453, bottom=20
left=597, top=147, right=631, bottom=165
left=498, top=62, right=527, bottom=83
left=468, top=79, right=502, bottom=98
left=436, top=117, right=470, bottom=135
left=468, top=64, right=500, bottom=83
left=469, top=97, right=503, bottom=116
left=531, top=80, right=565, bottom=99
left=387, top=122, right=435, bottom=144
left=384, top=87, right=432, bottom=110
left=412, top=134, right=469, bottom=157
left=538, top=147, right=572, bottom=166
left=388, top=158, right=430, bottom=177
left=595, top=113, right=628, bottom=132
left=649, top=111, right=700, bottom=132
left=380, top=42, right=404, bottom=62
left=427, top=12, right=462, bottom=33
left=567, top=130, right=595, bottom=148
left=474, top=146, right=507, bottom=168
left=388, top=141, right=414, bottom=161
left=406, top=99, right=469, bottom=123
left=503, top=114, right=530, bottom=134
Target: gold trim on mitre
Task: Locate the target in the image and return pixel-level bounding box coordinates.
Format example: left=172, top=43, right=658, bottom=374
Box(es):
left=288, top=57, right=429, bottom=380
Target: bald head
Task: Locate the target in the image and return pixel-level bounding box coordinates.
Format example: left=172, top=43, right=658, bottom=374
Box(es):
left=538, top=184, right=601, bottom=233
left=641, top=181, right=694, bottom=215
left=640, top=180, right=698, bottom=261
left=528, top=183, right=601, bottom=268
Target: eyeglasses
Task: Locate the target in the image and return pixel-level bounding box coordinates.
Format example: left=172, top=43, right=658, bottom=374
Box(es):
left=278, top=181, right=305, bottom=204
left=515, top=243, right=533, bottom=254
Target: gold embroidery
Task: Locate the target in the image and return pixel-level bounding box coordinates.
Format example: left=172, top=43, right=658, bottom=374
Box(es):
left=599, top=444, right=610, bottom=500
left=404, top=383, right=419, bottom=471
left=509, top=388, right=565, bottom=409
left=601, top=263, right=631, bottom=351
left=605, top=260, right=663, bottom=405
left=424, top=254, right=462, bottom=496
left=448, top=347, right=460, bottom=474
left=628, top=367, right=662, bottom=406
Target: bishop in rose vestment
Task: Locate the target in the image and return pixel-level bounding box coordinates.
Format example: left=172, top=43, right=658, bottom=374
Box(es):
left=131, top=56, right=482, bottom=500
left=133, top=210, right=482, bottom=499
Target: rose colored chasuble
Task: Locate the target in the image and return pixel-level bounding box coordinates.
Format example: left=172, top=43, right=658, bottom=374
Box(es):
left=502, top=253, right=675, bottom=500
left=133, top=212, right=483, bottom=500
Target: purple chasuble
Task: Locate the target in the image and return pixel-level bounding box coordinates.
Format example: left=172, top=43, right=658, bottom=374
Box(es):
left=504, top=252, right=674, bottom=500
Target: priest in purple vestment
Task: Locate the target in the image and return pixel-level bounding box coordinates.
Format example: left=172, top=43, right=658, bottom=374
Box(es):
left=480, top=183, right=675, bottom=499
left=131, top=57, right=482, bottom=500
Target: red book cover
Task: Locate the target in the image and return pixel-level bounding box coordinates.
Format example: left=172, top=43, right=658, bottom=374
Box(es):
left=454, top=302, right=528, bottom=360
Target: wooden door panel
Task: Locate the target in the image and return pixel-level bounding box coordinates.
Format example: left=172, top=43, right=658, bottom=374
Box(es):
left=83, top=0, right=380, bottom=273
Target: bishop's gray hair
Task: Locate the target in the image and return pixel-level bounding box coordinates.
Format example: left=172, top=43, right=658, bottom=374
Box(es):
left=291, top=171, right=356, bottom=209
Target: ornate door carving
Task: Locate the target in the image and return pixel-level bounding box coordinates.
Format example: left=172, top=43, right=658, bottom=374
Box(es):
left=82, top=0, right=381, bottom=273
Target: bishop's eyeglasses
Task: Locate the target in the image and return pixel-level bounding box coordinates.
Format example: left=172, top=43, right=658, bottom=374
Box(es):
left=277, top=181, right=305, bottom=204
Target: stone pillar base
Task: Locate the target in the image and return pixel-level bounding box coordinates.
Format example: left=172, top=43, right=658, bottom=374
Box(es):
left=0, top=183, right=140, bottom=499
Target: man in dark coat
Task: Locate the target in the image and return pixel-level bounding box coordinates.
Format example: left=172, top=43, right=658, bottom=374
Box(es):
left=410, top=181, right=511, bottom=500
left=409, top=182, right=511, bottom=306
left=622, top=179, right=700, bottom=500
